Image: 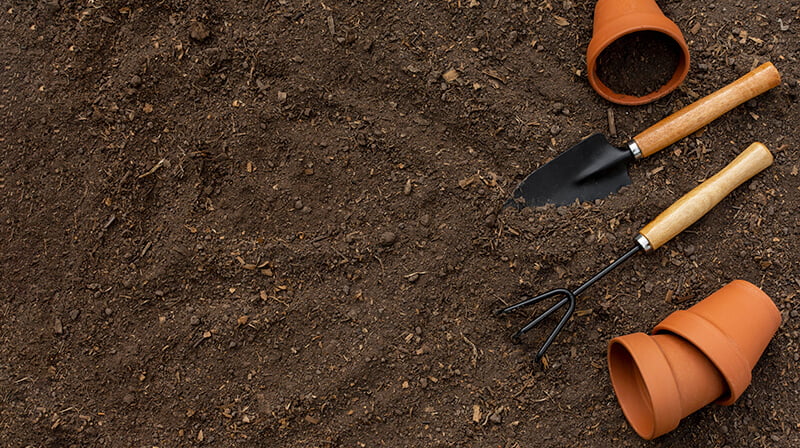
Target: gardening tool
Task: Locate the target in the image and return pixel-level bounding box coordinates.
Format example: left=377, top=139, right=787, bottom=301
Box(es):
left=496, top=142, right=773, bottom=361
left=507, top=62, right=780, bottom=209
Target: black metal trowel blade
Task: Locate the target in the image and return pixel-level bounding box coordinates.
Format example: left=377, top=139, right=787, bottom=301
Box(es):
left=506, top=134, right=636, bottom=209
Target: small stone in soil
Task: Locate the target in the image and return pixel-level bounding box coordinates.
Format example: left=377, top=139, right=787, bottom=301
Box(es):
left=190, top=21, right=210, bottom=41
left=419, top=214, right=431, bottom=226
left=190, top=316, right=200, bottom=326
left=43, top=0, right=60, bottom=14
left=380, top=231, right=397, bottom=246
left=404, top=179, right=413, bottom=195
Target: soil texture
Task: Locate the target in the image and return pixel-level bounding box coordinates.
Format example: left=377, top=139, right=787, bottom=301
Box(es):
left=1, top=1, right=799, bottom=447
left=597, top=30, right=683, bottom=97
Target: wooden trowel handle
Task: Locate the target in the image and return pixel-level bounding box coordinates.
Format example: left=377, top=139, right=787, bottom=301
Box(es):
left=638, top=142, right=773, bottom=251
left=634, top=63, right=781, bottom=158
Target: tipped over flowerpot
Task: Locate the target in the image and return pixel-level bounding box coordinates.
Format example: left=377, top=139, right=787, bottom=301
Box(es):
left=608, top=280, right=781, bottom=440
left=586, top=0, right=690, bottom=105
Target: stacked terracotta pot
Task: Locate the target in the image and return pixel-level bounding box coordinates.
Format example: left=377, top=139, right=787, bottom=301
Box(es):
left=608, top=280, right=781, bottom=439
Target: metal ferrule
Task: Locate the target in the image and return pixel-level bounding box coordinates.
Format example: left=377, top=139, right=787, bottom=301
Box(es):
left=627, top=140, right=643, bottom=159
left=635, top=234, right=653, bottom=252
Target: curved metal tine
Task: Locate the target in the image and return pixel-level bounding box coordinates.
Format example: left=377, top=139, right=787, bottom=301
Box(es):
left=511, top=289, right=573, bottom=339
left=535, top=292, right=576, bottom=361
left=497, top=287, right=572, bottom=315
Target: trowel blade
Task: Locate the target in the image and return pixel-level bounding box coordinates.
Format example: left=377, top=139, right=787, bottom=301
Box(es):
left=507, top=134, right=635, bottom=209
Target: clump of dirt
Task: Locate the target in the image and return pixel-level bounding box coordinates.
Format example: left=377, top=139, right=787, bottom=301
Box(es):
left=596, top=31, right=682, bottom=97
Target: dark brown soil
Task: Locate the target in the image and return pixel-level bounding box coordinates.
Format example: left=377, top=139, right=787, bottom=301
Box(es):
left=1, top=1, right=799, bottom=447
left=597, top=30, right=683, bottom=97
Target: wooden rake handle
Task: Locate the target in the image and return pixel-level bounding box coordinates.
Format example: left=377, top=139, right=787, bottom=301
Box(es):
left=634, top=63, right=781, bottom=158
left=638, top=142, right=773, bottom=250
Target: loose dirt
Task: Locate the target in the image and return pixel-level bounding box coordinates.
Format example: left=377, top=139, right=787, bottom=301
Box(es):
left=1, top=1, right=799, bottom=447
left=596, top=30, right=683, bottom=96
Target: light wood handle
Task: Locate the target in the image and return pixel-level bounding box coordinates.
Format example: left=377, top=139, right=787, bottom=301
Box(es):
left=634, top=63, right=781, bottom=158
left=639, top=142, right=773, bottom=250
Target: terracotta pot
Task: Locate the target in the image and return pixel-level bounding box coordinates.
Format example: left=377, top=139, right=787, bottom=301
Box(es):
left=653, top=280, right=781, bottom=405
left=608, top=332, right=726, bottom=439
left=586, top=0, right=690, bottom=105
left=608, top=280, right=781, bottom=439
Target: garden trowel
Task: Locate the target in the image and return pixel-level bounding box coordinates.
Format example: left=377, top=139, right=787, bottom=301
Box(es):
left=507, top=62, right=780, bottom=209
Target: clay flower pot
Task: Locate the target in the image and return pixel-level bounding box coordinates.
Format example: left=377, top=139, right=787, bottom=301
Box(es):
left=608, top=280, right=781, bottom=439
left=586, top=0, right=690, bottom=105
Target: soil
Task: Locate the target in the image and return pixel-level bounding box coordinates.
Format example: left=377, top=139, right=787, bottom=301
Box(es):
left=1, top=1, right=799, bottom=447
left=596, top=30, right=682, bottom=97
